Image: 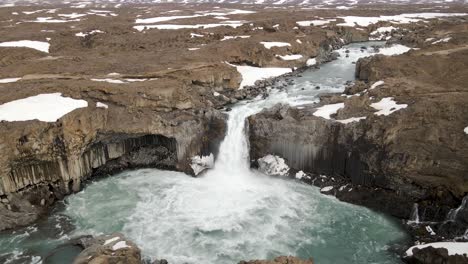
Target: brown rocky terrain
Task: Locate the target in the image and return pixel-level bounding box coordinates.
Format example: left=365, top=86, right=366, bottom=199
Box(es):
left=0, top=1, right=468, bottom=264
left=0, top=2, right=377, bottom=231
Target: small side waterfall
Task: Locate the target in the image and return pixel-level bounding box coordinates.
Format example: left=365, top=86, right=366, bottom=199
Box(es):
left=446, top=196, right=468, bottom=222
left=408, top=203, right=420, bottom=224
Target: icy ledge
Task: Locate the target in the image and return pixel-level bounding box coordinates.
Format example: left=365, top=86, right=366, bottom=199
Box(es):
left=257, top=154, right=290, bottom=176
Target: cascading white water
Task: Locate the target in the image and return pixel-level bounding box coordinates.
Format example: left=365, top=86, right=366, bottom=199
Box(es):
left=409, top=203, right=420, bottom=224
left=446, top=196, right=468, bottom=222
left=0, top=42, right=410, bottom=264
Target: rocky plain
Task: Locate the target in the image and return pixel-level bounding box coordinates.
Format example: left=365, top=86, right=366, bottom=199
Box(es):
left=0, top=0, right=467, bottom=263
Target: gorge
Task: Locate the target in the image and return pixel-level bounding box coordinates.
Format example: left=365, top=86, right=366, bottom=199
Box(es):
left=0, top=1, right=467, bottom=264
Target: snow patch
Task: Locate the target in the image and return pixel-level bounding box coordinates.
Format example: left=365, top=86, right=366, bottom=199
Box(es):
left=134, top=23, right=244, bottom=31
left=337, top=13, right=468, bottom=27
left=260, top=41, right=291, bottom=49
left=378, top=44, right=411, bottom=56
left=297, top=19, right=336, bottom=27
left=112, top=241, right=130, bottom=251
left=306, top=58, right=317, bottom=66
left=405, top=242, right=468, bottom=257
left=295, top=171, right=306, bottom=180
left=370, top=80, right=385, bottom=90
left=230, top=65, right=292, bottom=89
left=277, top=54, right=303, bottom=60
left=104, top=237, right=120, bottom=245
left=370, top=97, right=408, bottom=116
left=337, top=116, right=366, bottom=124
left=0, top=93, right=88, bottom=122
left=96, top=102, right=108, bottom=109
left=0, top=40, right=50, bottom=53
left=432, top=37, right=452, bottom=44
left=0, top=78, right=21, bottom=83
left=221, top=35, right=250, bottom=41
left=321, top=186, right=334, bottom=192
left=257, top=155, right=290, bottom=176
left=313, top=103, right=344, bottom=120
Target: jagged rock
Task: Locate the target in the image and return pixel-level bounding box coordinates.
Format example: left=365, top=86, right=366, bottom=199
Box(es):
left=239, top=256, right=314, bottom=264
left=73, top=233, right=141, bottom=264
left=404, top=246, right=468, bottom=264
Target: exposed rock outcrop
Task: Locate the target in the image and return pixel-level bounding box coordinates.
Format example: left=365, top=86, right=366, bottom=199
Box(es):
left=404, top=246, right=468, bottom=264
left=73, top=233, right=141, bottom=264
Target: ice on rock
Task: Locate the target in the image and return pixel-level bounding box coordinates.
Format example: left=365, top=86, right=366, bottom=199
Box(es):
left=313, top=103, right=344, bottom=120
left=112, top=241, right=130, bottom=251
left=0, top=40, right=50, bottom=53
left=191, top=154, right=214, bottom=175
left=104, top=237, right=120, bottom=245
left=96, top=102, right=108, bottom=109
left=229, top=64, right=292, bottom=89
left=257, top=154, right=290, bottom=176
left=306, top=58, right=317, bottom=66
left=0, top=78, right=21, bottom=83
left=277, top=54, right=303, bottom=60
left=370, top=97, right=408, bottom=116
left=405, top=242, right=468, bottom=257
left=260, top=41, right=291, bottom=49
left=0, top=93, right=88, bottom=122
left=321, top=186, right=334, bottom=192
left=370, top=80, right=385, bottom=90
left=295, top=171, right=306, bottom=180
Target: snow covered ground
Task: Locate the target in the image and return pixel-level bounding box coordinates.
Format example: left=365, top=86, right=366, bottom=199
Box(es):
left=230, top=64, right=292, bottom=89
left=0, top=93, right=88, bottom=122
left=0, top=40, right=50, bottom=53
left=260, top=41, right=291, bottom=49
left=370, top=97, right=408, bottom=116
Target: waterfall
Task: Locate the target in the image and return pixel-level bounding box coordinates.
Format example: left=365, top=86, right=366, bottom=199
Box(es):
left=446, top=196, right=468, bottom=222
left=408, top=203, right=420, bottom=224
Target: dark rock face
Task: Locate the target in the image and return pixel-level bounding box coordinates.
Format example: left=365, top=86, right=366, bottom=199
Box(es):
left=404, top=247, right=468, bottom=264
left=0, top=109, right=227, bottom=231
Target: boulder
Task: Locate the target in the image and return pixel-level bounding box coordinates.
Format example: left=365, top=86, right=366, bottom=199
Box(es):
left=73, top=233, right=141, bottom=264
